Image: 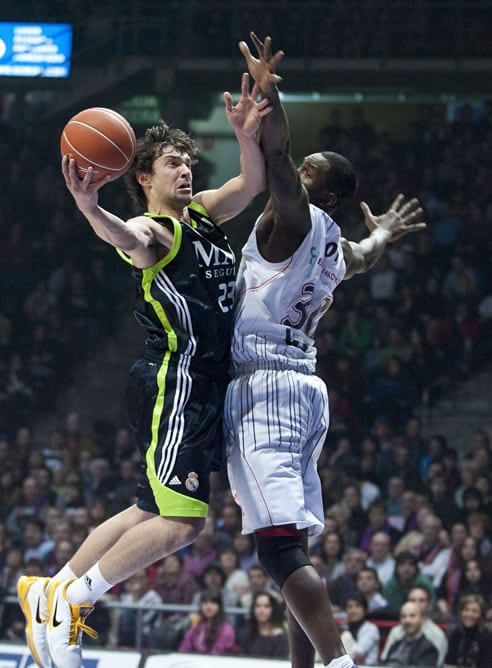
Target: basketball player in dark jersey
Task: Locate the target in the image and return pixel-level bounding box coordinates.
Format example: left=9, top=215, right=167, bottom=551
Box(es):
left=18, top=73, right=272, bottom=668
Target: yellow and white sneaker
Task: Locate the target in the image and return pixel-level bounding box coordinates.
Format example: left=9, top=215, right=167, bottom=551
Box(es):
left=17, top=575, right=52, bottom=668
left=46, top=579, right=97, bottom=668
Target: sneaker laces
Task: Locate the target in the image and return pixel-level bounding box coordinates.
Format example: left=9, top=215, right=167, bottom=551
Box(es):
left=69, top=607, right=98, bottom=644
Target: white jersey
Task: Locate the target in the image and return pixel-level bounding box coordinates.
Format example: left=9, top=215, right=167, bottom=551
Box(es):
left=231, top=203, right=346, bottom=374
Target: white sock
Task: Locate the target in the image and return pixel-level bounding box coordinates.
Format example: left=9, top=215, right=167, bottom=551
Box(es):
left=326, top=656, right=354, bottom=668
left=53, top=563, right=77, bottom=581
left=65, top=563, right=113, bottom=605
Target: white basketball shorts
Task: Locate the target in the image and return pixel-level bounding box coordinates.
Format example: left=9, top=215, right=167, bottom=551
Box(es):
left=224, top=368, right=329, bottom=536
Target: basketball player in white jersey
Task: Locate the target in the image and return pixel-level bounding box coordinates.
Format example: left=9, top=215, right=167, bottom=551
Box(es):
left=224, top=33, right=427, bottom=668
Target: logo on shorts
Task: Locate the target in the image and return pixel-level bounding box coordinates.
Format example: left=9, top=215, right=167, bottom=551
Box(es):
left=185, top=471, right=199, bottom=491
left=169, top=475, right=182, bottom=486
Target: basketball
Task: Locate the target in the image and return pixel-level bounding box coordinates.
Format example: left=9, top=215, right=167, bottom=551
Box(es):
left=60, top=107, right=136, bottom=183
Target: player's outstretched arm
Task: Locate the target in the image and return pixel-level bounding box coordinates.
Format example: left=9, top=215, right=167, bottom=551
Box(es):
left=195, top=72, right=272, bottom=225
left=241, top=33, right=310, bottom=241
left=342, top=194, right=427, bottom=279
left=61, top=156, right=171, bottom=264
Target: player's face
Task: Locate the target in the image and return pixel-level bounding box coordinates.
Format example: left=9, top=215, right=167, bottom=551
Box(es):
left=149, top=145, right=193, bottom=207
left=297, top=152, right=332, bottom=204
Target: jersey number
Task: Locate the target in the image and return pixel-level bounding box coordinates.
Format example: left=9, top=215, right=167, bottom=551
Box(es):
left=282, top=284, right=332, bottom=337
left=218, top=281, right=235, bottom=313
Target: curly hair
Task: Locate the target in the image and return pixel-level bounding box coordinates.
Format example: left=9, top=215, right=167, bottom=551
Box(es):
left=124, top=121, right=199, bottom=210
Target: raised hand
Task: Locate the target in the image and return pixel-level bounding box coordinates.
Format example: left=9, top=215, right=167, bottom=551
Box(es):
left=224, top=72, right=272, bottom=138
left=239, top=32, right=284, bottom=95
left=61, top=155, right=109, bottom=214
left=360, top=193, right=427, bottom=242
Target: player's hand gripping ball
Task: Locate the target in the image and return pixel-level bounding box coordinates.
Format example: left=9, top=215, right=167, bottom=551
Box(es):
left=60, top=107, right=136, bottom=183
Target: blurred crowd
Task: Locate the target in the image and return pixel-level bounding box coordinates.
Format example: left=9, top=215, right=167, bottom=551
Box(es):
left=3, top=1, right=491, bottom=60
left=1, top=416, right=492, bottom=665
left=0, top=39, right=492, bottom=668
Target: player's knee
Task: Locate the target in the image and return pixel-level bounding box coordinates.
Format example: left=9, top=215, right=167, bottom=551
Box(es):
left=160, top=515, right=205, bottom=550
left=254, top=527, right=311, bottom=589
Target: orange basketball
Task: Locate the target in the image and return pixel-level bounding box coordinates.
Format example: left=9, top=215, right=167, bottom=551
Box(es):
left=60, top=107, right=136, bottom=183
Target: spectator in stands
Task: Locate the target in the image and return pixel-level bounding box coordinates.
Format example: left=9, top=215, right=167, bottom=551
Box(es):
left=413, top=514, right=452, bottom=589
left=436, top=523, right=471, bottom=618
left=337, top=310, right=373, bottom=359
left=178, top=588, right=238, bottom=655
left=383, top=551, right=435, bottom=618
left=46, top=539, right=74, bottom=579
left=154, top=553, right=199, bottom=612
left=382, top=585, right=447, bottom=667
left=396, top=489, right=418, bottom=534
left=1, top=546, right=23, bottom=598
left=454, top=459, right=479, bottom=509
left=150, top=555, right=201, bottom=651
left=460, top=487, right=485, bottom=519
left=340, top=482, right=368, bottom=545
left=465, top=429, right=491, bottom=462
left=369, top=355, right=418, bottom=428
left=110, top=427, right=135, bottom=467
left=381, top=600, right=439, bottom=667
left=426, top=473, right=462, bottom=531
left=356, top=567, right=389, bottom=616
left=360, top=500, right=402, bottom=553
left=21, top=517, right=54, bottom=566
left=107, top=458, right=138, bottom=515
left=466, top=511, right=492, bottom=560
left=474, top=473, right=492, bottom=517
left=444, top=594, right=492, bottom=668
left=182, top=530, right=217, bottom=583
left=239, top=563, right=280, bottom=612
left=217, top=546, right=249, bottom=604
left=3, top=557, right=45, bottom=642
left=5, top=475, right=48, bottom=544
left=366, top=530, right=396, bottom=586
left=328, top=548, right=367, bottom=612
left=453, top=559, right=492, bottom=619
left=33, top=467, right=57, bottom=509
left=232, top=531, right=258, bottom=572
left=368, top=254, right=397, bottom=303
left=340, top=592, right=380, bottom=666
left=214, top=502, right=243, bottom=550
left=323, top=499, right=362, bottom=552
left=82, top=457, right=113, bottom=506
left=317, top=530, right=346, bottom=584
left=384, top=475, right=405, bottom=522
left=242, top=592, right=289, bottom=659
left=191, top=561, right=240, bottom=630
left=117, top=567, right=161, bottom=648
left=394, top=503, right=436, bottom=555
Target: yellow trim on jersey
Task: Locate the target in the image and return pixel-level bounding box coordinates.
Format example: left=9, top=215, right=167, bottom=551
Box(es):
left=116, top=247, right=132, bottom=264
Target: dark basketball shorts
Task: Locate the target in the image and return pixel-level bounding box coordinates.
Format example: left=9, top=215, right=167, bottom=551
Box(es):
left=126, top=352, right=228, bottom=518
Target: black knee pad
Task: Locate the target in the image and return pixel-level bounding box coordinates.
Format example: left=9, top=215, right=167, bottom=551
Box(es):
left=254, top=529, right=312, bottom=589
